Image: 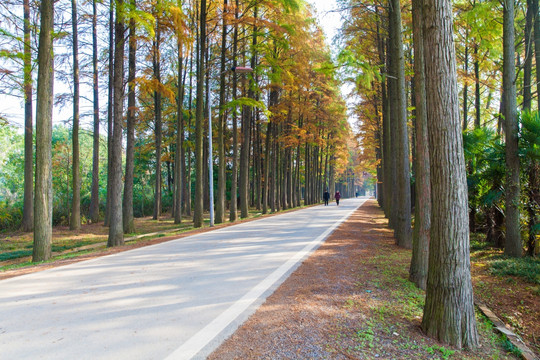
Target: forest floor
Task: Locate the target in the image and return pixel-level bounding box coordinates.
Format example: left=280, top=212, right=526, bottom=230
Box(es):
left=0, top=200, right=538, bottom=359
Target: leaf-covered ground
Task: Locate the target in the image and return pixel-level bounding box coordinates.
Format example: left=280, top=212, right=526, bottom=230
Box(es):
left=209, top=200, right=535, bottom=359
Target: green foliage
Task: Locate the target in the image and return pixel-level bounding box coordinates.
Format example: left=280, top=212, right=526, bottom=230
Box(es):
left=489, top=257, right=540, bottom=284
left=0, top=204, right=22, bottom=232
left=424, top=345, right=456, bottom=359
left=222, top=97, right=271, bottom=118
left=463, top=127, right=505, bottom=212
left=520, top=111, right=540, bottom=162
left=337, top=49, right=381, bottom=89
left=0, top=249, right=32, bottom=262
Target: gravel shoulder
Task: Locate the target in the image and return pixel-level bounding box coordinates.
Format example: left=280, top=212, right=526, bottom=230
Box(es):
left=209, top=200, right=524, bottom=360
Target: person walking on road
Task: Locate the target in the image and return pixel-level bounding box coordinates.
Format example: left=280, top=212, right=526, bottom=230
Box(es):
left=335, top=191, right=341, bottom=206
left=323, top=189, right=330, bottom=206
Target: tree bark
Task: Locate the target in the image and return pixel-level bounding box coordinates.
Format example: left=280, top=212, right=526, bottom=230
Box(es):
left=421, top=0, right=478, bottom=348
left=153, top=9, right=163, bottom=221
left=534, top=0, right=540, bottom=110
left=240, top=6, right=258, bottom=219
left=409, top=0, right=431, bottom=290
left=216, top=0, right=228, bottom=224
left=33, top=0, right=54, bottom=261
left=194, top=0, right=206, bottom=227
left=105, top=0, right=114, bottom=227
left=185, top=53, right=194, bottom=217
left=89, top=0, right=100, bottom=224
left=503, top=0, right=521, bottom=257
left=70, top=0, right=81, bottom=230
left=22, top=0, right=33, bottom=232
left=462, top=40, right=469, bottom=131
left=474, top=45, right=480, bottom=128
left=174, top=21, right=186, bottom=225
left=107, top=0, right=125, bottom=247
left=123, top=0, right=136, bottom=234
left=523, top=0, right=533, bottom=110
left=389, top=0, right=412, bottom=248
left=229, top=0, right=239, bottom=222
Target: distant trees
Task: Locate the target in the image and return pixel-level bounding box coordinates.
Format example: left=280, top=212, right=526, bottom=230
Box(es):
left=0, top=0, right=356, bottom=244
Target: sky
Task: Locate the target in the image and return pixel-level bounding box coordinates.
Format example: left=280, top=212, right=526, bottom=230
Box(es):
left=308, top=0, right=342, bottom=49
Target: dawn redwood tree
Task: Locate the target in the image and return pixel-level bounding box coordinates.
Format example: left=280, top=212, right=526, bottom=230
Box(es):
left=409, top=0, right=430, bottom=290
left=523, top=0, right=533, bottom=111
left=153, top=3, right=163, bottom=221
left=104, top=0, right=114, bottom=227
left=194, top=0, right=206, bottom=228
left=33, top=0, right=54, bottom=261
left=70, top=0, right=81, bottom=230
left=107, top=0, right=125, bottom=247
left=421, top=0, right=479, bottom=348
left=21, top=0, right=33, bottom=232
left=240, top=6, right=258, bottom=219
left=389, top=0, right=412, bottom=248
left=215, top=0, right=228, bottom=224
left=503, top=0, right=521, bottom=257
left=89, top=0, right=100, bottom=224
left=229, top=0, right=239, bottom=222
left=174, top=3, right=188, bottom=225
left=534, top=0, right=540, bottom=110
left=123, top=0, right=136, bottom=234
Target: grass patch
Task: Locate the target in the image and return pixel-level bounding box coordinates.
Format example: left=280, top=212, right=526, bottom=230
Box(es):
left=489, top=257, right=540, bottom=285
left=0, top=249, right=32, bottom=261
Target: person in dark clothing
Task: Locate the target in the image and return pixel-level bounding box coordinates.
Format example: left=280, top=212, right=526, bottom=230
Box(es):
left=323, top=189, right=330, bottom=206
left=335, top=191, right=341, bottom=206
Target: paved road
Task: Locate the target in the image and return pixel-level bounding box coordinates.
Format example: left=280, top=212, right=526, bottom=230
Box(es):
left=0, top=198, right=368, bottom=360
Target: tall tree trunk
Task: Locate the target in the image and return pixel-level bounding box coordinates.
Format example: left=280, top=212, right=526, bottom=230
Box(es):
left=107, top=0, right=125, bottom=247
left=89, top=0, right=100, bottom=224
left=474, top=45, right=481, bottom=128
left=387, top=24, right=397, bottom=228
left=389, top=0, right=412, bottom=248
left=194, top=0, right=207, bottom=227
left=376, top=7, right=391, bottom=217
left=229, top=0, right=239, bottom=222
left=421, top=0, right=478, bottom=348
left=263, top=120, right=272, bottom=214
left=462, top=40, right=469, bottom=131
left=409, top=0, right=431, bottom=290
left=153, top=10, right=163, bottom=221
left=240, top=6, right=257, bottom=219
left=22, top=0, right=33, bottom=232
left=105, top=0, right=114, bottom=227
left=123, top=0, right=136, bottom=234
left=70, top=0, right=81, bottom=230
left=185, top=53, right=194, bottom=217
left=524, top=0, right=533, bottom=110
left=175, top=24, right=186, bottom=224
left=534, top=0, right=540, bottom=110
left=503, top=0, right=522, bottom=257
left=203, top=40, right=210, bottom=213
left=33, top=0, right=54, bottom=261
left=216, top=0, right=228, bottom=224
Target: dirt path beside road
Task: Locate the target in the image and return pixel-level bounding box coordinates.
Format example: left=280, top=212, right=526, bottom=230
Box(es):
left=209, top=200, right=521, bottom=360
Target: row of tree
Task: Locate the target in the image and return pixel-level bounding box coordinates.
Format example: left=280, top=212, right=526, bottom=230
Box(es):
left=339, top=0, right=538, bottom=350
left=0, top=1, right=360, bottom=259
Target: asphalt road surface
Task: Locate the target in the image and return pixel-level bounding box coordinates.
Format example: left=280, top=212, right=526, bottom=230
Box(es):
left=0, top=197, right=368, bottom=360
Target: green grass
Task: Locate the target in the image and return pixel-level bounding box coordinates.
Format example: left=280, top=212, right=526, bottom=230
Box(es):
left=0, top=249, right=33, bottom=261
left=489, top=257, right=540, bottom=285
